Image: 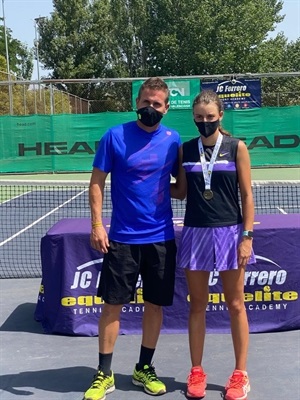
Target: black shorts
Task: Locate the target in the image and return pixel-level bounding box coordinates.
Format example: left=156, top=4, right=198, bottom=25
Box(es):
left=97, top=239, right=177, bottom=306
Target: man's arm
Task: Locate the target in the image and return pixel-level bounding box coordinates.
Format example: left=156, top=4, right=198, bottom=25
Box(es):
left=89, top=167, right=110, bottom=253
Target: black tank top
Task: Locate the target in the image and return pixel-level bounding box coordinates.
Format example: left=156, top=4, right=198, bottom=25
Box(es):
left=182, top=135, right=243, bottom=227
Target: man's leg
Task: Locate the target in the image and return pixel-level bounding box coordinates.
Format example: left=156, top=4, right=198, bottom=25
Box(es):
left=132, top=240, right=176, bottom=395
left=135, top=301, right=163, bottom=369
left=132, top=301, right=166, bottom=395
left=98, top=303, right=123, bottom=372
left=141, top=301, right=163, bottom=349
left=83, top=303, right=122, bottom=400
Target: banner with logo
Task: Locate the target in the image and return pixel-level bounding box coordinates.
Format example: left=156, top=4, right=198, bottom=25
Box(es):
left=201, top=78, right=261, bottom=109
left=35, top=215, right=300, bottom=336
left=0, top=106, right=299, bottom=173
left=131, top=79, right=200, bottom=110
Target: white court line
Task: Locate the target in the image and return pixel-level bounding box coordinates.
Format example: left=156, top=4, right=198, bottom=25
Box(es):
left=276, top=207, right=287, bottom=214
left=0, top=189, right=88, bottom=247
left=1, top=190, right=32, bottom=205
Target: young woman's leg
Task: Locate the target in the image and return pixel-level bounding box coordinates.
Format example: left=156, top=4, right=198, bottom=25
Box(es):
left=185, top=270, right=210, bottom=366
left=220, top=267, right=248, bottom=370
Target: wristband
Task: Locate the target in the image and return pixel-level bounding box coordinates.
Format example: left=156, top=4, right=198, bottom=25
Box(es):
left=92, top=222, right=103, bottom=228
left=243, top=230, right=253, bottom=238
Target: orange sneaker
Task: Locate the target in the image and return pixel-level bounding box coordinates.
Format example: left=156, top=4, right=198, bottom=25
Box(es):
left=225, top=370, right=250, bottom=400
left=187, top=366, right=207, bottom=398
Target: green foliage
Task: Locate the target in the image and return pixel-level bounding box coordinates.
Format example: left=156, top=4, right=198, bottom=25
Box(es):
left=38, top=0, right=114, bottom=80
left=0, top=25, right=33, bottom=79
left=0, top=55, right=72, bottom=115
left=255, top=36, right=300, bottom=105
left=3, top=0, right=299, bottom=109
left=140, top=0, right=285, bottom=75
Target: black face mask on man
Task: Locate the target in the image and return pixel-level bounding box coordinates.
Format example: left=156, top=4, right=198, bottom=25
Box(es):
left=137, top=106, right=163, bottom=127
left=194, top=120, right=219, bottom=138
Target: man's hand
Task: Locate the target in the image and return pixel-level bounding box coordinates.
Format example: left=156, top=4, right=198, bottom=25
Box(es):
left=90, top=226, right=110, bottom=253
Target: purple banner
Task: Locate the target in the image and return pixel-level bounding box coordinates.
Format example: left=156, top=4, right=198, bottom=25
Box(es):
left=35, top=215, right=300, bottom=335
left=201, top=78, right=261, bottom=109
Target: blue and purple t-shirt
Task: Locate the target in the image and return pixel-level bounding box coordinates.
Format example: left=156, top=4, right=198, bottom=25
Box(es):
left=93, top=121, right=181, bottom=243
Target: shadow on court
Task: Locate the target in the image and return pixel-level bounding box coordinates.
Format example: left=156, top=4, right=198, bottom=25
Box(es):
left=0, top=367, right=224, bottom=399
left=0, top=366, right=95, bottom=396
left=0, top=303, right=43, bottom=334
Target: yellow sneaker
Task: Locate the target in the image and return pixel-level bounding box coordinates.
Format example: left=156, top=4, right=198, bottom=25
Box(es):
left=83, top=370, right=115, bottom=400
left=132, top=364, right=166, bottom=395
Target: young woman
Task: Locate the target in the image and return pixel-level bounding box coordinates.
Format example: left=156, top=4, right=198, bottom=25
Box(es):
left=174, top=90, right=256, bottom=400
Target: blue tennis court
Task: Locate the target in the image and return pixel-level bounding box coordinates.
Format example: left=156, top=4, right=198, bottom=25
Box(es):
left=0, top=178, right=300, bottom=279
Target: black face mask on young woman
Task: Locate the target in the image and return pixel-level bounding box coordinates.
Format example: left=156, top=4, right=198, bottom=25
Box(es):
left=194, top=120, right=220, bottom=138
left=137, top=106, right=163, bottom=127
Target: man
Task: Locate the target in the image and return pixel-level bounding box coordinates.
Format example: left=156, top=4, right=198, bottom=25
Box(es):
left=83, top=77, right=182, bottom=400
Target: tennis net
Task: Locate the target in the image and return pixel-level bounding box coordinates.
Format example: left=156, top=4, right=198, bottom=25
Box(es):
left=0, top=179, right=299, bottom=278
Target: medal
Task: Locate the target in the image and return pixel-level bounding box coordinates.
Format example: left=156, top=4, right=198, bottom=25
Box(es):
left=203, top=189, right=214, bottom=200
left=198, top=133, right=223, bottom=201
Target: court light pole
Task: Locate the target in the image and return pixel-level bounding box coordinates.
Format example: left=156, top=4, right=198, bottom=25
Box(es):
left=34, top=16, right=46, bottom=98
left=1, top=0, right=13, bottom=114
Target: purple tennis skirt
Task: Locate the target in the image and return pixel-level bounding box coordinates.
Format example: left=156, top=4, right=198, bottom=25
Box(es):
left=177, top=224, right=256, bottom=272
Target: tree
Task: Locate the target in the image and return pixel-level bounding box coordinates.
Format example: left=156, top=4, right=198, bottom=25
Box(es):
left=0, top=25, right=33, bottom=79
left=108, top=0, right=150, bottom=77
left=136, top=0, right=284, bottom=75
left=36, top=0, right=300, bottom=108
left=37, top=0, right=121, bottom=103
left=254, top=35, right=300, bottom=105
left=0, top=55, right=28, bottom=115
left=38, top=0, right=115, bottom=80
left=0, top=55, right=10, bottom=114
left=0, top=55, right=73, bottom=115
left=38, top=0, right=285, bottom=78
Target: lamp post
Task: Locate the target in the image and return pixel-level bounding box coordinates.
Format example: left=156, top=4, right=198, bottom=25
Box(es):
left=34, top=16, right=45, bottom=98
left=1, top=0, right=13, bottom=114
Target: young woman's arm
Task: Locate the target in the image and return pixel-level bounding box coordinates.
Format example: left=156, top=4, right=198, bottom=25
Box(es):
left=236, top=140, right=255, bottom=268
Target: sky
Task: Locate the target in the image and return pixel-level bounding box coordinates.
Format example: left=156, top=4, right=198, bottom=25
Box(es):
left=2, top=0, right=300, bottom=80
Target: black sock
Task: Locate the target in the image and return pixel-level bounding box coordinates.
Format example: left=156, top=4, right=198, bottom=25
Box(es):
left=136, top=345, right=155, bottom=370
left=98, top=353, right=113, bottom=375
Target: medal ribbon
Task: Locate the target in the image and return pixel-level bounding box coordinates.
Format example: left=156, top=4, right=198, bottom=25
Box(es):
left=198, top=133, right=223, bottom=191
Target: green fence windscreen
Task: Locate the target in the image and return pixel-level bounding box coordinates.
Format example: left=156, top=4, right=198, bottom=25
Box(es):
left=0, top=107, right=299, bottom=173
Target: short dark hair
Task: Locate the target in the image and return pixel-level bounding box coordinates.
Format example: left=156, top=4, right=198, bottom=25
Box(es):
left=137, top=77, right=170, bottom=104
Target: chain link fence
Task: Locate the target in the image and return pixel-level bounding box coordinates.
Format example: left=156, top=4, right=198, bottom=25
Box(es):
left=0, top=73, right=300, bottom=115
